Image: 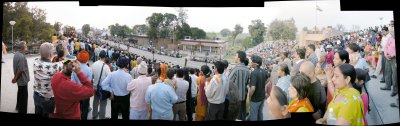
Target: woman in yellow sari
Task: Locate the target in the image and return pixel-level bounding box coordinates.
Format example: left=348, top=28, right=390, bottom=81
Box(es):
left=195, top=65, right=211, bottom=121
left=287, top=73, right=314, bottom=112
left=317, top=64, right=364, bottom=125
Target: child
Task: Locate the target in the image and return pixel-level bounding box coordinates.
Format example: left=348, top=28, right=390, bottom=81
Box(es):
left=354, top=68, right=370, bottom=126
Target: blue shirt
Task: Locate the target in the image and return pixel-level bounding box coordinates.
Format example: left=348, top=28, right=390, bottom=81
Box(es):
left=371, top=34, right=376, bottom=45
left=101, top=69, right=132, bottom=96
left=276, top=75, right=291, bottom=100
left=145, top=81, right=178, bottom=120
left=71, top=62, right=92, bottom=86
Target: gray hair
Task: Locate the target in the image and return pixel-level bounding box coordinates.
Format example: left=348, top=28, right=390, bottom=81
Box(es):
left=40, top=42, right=54, bottom=58
left=14, top=41, right=26, bottom=50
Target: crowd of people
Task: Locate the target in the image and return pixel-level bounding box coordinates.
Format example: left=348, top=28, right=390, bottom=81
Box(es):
left=6, top=20, right=397, bottom=124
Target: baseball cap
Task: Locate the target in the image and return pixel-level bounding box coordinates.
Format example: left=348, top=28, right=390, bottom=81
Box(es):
left=63, top=54, right=77, bottom=64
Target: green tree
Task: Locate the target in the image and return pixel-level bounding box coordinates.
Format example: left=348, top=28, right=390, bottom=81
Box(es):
left=132, top=24, right=148, bottom=35
left=176, top=7, right=188, bottom=25
left=190, top=27, right=206, bottom=39
left=82, top=24, right=90, bottom=37
left=175, top=22, right=191, bottom=40
left=54, top=22, right=62, bottom=34
left=220, top=28, right=231, bottom=37
left=146, top=13, right=164, bottom=41
left=160, top=13, right=178, bottom=38
left=232, top=24, right=243, bottom=46
left=248, top=19, right=266, bottom=46
left=63, top=25, right=76, bottom=36
left=268, top=18, right=297, bottom=41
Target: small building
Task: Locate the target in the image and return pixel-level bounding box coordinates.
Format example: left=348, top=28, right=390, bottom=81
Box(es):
left=299, top=26, right=343, bottom=47
left=180, top=39, right=226, bottom=54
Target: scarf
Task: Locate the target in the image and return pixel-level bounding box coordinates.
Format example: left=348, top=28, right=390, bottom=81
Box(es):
left=288, top=98, right=314, bottom=112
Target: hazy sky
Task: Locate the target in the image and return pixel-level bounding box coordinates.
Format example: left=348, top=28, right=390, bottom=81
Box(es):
left=27, top=0, right=393, bottom=33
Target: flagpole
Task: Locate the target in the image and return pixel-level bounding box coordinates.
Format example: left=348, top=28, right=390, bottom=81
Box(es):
left=316, top=0, right=318, bottom=31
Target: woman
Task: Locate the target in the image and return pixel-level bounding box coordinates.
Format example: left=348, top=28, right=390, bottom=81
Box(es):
left=195, top=65, right=211, bottom=121
left=316, top=64, right=365, bottom=125
left=287, top=73, right=314, bottom=112
left=276, top=64, right=291, bottom=99
left=346, top=43, right=361, bottom=66
left=52, top=44, right=65, bottom=63
left=354, top=68, right=370, bottom=126
left=266, top=86, right=290, bottom=119
left=327, top=50, right=350, bottom=105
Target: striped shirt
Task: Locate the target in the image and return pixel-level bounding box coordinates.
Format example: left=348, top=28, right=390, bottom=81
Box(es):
left=228, top=63, right=250, bottom=101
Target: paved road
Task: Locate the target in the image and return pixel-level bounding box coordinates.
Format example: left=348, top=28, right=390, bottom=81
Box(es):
left=1, top=51, right=399, bottom=123
left=101, top=40, right=213, bottom=69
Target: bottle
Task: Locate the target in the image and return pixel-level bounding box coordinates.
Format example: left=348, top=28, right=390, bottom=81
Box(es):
left=327, top=108, right=336, bottom=125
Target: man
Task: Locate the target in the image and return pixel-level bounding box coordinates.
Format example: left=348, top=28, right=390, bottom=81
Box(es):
left=2, top=41, right=6, bottom=63
left=188, top=68, right=198, bottom=121
left=290, top=48, right=306, bottom=77
left=145, top=67, right=178, bottom=120
left=380, top=27, right=397, bottom=97
left=91, top=50, right=111, bottom=119
left=101, top=56, right=132, bottom=120
left=325, top=45, right=334, bottom=65
left=131, top=57, right=143, bottom=79
left=222, top=60, right=231, bottom=120
left=248, top=55, right=267, bottom=121
left=299, top=61, right=326, bottom=120
left=12, top=41, right=30, bottom=114
left=379, top=27, right=393, bottom=83
left=306, top=44, right=319, bottom=66
left=127, top=61, right=152, bottom=120
left=33, top=42, right=62, bottom=117
left=228, top=51, right=251, bottom=120
left=205, top=61, right=227, bottom=120
left=51, top=55, right=94, bottom=120
left=173, top=68, right=189, bottom=121
left=71, top=50, right=93, bottom=120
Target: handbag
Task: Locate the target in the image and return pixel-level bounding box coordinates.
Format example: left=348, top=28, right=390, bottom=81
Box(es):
left=96, top=63, right=111, bottom=100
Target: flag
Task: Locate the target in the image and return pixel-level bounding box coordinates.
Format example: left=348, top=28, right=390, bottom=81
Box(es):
left=316, top=5, right=323, bottom=12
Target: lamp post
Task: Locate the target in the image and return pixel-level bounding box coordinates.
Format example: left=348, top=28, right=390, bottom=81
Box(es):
left=9, top=21, right=16, bottom=53
left=172, top=21, right=178, bottom=51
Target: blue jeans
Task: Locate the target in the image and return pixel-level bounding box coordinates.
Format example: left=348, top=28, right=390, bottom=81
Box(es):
left=249, top=100, right=264, bottom=121
left=33, top=91, right=54, bottom=118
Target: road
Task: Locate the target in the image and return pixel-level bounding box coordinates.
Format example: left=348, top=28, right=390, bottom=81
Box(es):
left=101, top=40, right=213, bottom=69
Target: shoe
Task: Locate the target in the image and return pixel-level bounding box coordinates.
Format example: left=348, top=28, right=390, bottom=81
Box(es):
left=390, top=103, right=399, bottom=107
left=380, top=87, right=391, bottom=90
left=380, top=80, right=385, bottom=83
left=371, top=75, right=377, bottom=78
left=391, top=93, right=397, bottom=97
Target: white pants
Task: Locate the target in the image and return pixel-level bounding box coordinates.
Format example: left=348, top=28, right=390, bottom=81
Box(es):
left=130, top=109, right=148, bottom=120
left=374, top=55, right=382, bottom=76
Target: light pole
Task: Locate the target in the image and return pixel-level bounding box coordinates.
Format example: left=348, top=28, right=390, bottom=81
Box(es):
left=172, top=21, right=178, bottom=51
left=9, top=21, right=16, bottom=53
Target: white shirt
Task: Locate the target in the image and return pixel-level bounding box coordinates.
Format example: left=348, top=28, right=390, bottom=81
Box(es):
left=205, top=74, right=226, bottom=104
left=175, top=78, right=189, bottom=103
left=336, top=40, right=341, bottom=45
left=190, top=74, right=198, bottom=98
left=91, top=60, right=111, bottom=90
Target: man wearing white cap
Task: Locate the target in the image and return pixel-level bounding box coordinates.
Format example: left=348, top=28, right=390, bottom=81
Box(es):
left=127, top=61, right=152, bottom=120
left=325, top=45, right=334, bottom=65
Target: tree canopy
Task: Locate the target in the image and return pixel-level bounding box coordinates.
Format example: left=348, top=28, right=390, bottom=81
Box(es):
left=268, top=18, right=297, bottom=41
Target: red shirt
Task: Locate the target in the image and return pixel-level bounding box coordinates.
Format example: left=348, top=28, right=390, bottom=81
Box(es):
left=326, top=51, right=334, bottom=64
left=51, top=71, right=94, bottom=120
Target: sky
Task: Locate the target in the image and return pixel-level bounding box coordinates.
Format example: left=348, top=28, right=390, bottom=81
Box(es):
left=26, top=0, right=393, bottom=33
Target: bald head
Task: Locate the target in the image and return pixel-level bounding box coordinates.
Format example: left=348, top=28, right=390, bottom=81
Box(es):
left=299, top=61, right=315, bottom=78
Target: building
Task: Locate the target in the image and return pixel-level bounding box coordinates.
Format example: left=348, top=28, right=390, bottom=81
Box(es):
left=179, top=39, right=226, bottom=54
left=299, top=26, right=343, bottom=47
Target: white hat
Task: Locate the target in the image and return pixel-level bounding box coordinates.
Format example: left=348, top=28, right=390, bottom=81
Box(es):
left=138, top=61, right=148, bottom=75
left=326, top=45, right=333, bottom=49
